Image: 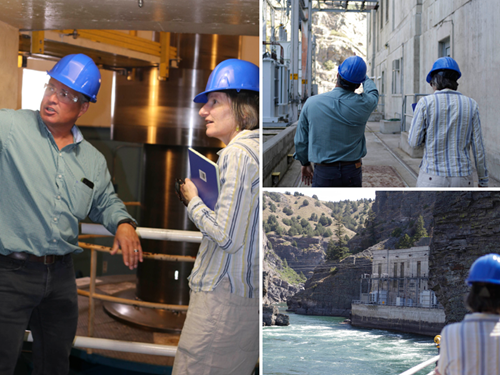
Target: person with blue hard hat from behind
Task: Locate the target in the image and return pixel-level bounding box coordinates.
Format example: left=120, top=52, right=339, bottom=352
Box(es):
left=294, top=55, right=379, bottom=187
left=435, top=254, right=500, bottom=375
left=0, top=54, right=142, bottom=374
left=173, top=59, right=259, bottom=375
left=409, top=57, right=488, bottom=187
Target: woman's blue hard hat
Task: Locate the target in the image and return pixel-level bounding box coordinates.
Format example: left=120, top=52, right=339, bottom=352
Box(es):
left=47, top=54, right=101, bottom=103
left=338, top=56, right=367, bottom=85
left=426, top=57, right=461, bottom=84
left=466, top=253, right=500, bottom=286
left=193, top=59, right=259, bottom=103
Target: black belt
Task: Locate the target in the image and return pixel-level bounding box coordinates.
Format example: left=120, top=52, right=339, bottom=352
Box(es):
left=5, top=252, right=65, bottom=265
left=315, top=159, right=362, bottom=167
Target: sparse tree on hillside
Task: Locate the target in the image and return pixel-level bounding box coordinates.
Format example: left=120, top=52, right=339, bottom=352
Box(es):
left=312, top=194, right=318, bottom=200
left=413, top=215, right=428, bottom=243
left=315, top=200, right=321, bottom=207
left=301, top=199, right=309, bottom=207
left=326, top=216, right=350, bottom=260
left=397, top=234, right=413, bottom=249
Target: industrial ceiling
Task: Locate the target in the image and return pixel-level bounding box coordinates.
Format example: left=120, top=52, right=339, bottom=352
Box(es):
left=0, top=0, right=259, bottom=36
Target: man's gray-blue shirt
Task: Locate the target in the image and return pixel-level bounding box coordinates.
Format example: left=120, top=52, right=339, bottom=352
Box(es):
left=294, top=77, right=379, bottom=165
left=0, top=109, right=134, bottom=256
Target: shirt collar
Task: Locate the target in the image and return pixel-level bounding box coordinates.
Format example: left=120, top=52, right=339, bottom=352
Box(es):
left=37, top=110, right=84, bottom=145
left=217, top=129, right=259, bottom=155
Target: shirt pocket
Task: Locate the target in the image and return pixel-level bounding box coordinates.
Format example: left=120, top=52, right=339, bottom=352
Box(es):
left=69, top=179, right=93, bottom=220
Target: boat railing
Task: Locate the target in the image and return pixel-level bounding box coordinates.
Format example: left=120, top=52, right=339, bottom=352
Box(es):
left=398, top=355, right=439, bottom=375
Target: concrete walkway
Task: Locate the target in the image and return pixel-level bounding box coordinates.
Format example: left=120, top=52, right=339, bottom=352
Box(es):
left=276, top=121, right=500, bottom=187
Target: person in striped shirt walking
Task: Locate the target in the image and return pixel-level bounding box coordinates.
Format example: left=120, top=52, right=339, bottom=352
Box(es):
left=409, top=57, right=488, bottom=187
left=436, top=254, right=500, bottom=375
left=173, top=59, right=260, bottom=375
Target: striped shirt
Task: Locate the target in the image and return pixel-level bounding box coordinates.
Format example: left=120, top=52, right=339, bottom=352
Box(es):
left=438, top=313, right=500, bottom=375
left=187, top=130, right=259, bottom=299
left=408, top=89, right=488, bottom=186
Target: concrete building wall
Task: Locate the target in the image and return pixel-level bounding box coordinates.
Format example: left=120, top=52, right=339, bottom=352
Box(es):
left=352, top=303, right=445, bottom=336
left=367, top=0, right=500, bottom=180
left=0, top=21, right=19, bottom=109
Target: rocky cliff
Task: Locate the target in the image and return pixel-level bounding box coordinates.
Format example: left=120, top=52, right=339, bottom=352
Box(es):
left=349, top=191, right=436, bottom=252
left=267, top=234, right=326, bottom=278
left=287, top=248, right=374, bottom=317
left=429, top=191, right=500, bottom=323
left=263, top=233, right=304, bottom=305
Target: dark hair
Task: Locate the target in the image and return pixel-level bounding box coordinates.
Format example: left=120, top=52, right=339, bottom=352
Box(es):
left=224, top=90, right=259, bottom=130
left=430, top=70, right=459, bottom=91
left=466, top=283, right=500, bottom=313
left=337, top=75, right=361, bottom=92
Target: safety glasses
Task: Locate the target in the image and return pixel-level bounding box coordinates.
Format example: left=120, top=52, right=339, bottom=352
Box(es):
left=43, top=83, right=80, bottom=104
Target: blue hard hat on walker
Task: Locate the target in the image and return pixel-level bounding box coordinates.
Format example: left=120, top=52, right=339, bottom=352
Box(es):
left=426, top=57, right=462, bottom=84
left=193, top=59, right=259, bottom=103
left=338, top=56, right=367, bottom=85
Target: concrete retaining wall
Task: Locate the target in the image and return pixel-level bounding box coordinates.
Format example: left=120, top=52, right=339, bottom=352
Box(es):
left=351, top=304, right=445, bottom=336
left=263, top=124, right=297, bottom=186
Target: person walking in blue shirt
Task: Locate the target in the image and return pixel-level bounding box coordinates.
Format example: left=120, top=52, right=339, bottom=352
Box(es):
left=0, top=54, right=142, bottom=375
left=409, top=57, right=488, bottom=187
left=294, top=56, right=379, bottom=187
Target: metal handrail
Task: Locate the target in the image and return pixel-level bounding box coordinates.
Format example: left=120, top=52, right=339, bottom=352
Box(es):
left=398, top=355, right=439, bottom=375
left=401, top=93, right=428, bottom=132
left=81, top=223, right=203, bottom=243
left=24, top=330, right=177, bottom=357
left=77, top=224, right=203, bottom=354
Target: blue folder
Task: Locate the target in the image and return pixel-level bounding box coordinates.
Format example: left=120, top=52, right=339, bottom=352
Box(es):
left=412, top=103, right=417, bottom=112
left=188, top=148, right=220, bottom=211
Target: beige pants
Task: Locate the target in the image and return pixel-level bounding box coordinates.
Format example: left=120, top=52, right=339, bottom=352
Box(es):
left=416, top=170, right=474, bottom=187
left=172, top=278, right=259, bottom=375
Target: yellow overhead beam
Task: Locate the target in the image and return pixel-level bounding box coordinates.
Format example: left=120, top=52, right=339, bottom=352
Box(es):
left=31, top=31, right=44, bottom=54
left=54, top=30, right=177, bottom=59
left=159, top=32, right=171, bottom=80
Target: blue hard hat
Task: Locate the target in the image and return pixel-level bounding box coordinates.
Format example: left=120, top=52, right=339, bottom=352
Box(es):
left=426, top=57, right=461, bottom=84
left=48, top=54, right=101, bottom=103
left=338, top=56, right=367, bottom=85
left=193, top=59, right=259, bottom=103
left=466, top=254, right=500, bottom=286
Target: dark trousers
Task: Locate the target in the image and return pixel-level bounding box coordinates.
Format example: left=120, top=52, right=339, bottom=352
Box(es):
left=312, top=163, right=362, bottom=187
left=0, top=254, right=77, bottom=375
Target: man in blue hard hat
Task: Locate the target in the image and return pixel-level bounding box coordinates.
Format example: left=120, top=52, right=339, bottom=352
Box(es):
left=435, top=254, right=500, bottom=375
left=294, top=56, right=379, bottom=187
left=409, top=57, right=488, bottom=187
left=0, top=54, right=142, bottom=374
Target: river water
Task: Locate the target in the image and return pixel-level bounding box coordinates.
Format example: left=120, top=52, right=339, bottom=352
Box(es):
left=263, top=307, right=438, bottom=375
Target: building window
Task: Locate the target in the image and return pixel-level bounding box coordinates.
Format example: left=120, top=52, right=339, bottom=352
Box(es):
left=417, top=261, right=421, bottom=277
left=439, top=37, right=451, bottom=58
left=392, top=58, right=402, bottom=94
left=385, top=0, right=389, bottom=23
left=378, top=264, right=382, bottom=276
left=393, top=263, right=397, bottom=288
left=380, top=0, right=383, bottom=29
left=381, top=71, right=385, bottom=94
left=400, top=262, right=404, bottom=278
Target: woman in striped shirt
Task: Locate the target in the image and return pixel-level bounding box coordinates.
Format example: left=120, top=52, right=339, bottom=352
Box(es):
left=409, top=57, right=488, bottom=187
left=172, top=59, right=260, bottom=375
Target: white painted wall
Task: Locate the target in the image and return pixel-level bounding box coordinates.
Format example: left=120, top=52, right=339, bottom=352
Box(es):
left=367, top=0, right=500, bottom=180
